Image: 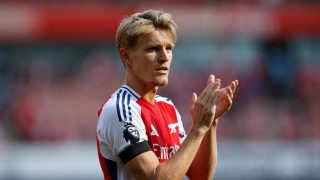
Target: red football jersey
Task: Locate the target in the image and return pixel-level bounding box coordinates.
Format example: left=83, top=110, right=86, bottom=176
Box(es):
left=97, top=85, right=186, bottom=180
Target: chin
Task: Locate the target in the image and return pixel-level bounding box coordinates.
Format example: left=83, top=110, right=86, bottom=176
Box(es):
left=157, top=82, right=168, bottom=87
left=155, top=78, right=168, bottom=87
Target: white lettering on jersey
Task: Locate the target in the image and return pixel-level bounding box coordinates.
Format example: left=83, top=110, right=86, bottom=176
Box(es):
left=152, top=143, right=180, bottom=160
left=150, top=124, right=159, bottom=136
left=168, top=123, right=179, bottom=134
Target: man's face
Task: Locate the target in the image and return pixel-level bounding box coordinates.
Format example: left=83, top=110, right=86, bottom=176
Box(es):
left=127, top=29, right=174, bottom=88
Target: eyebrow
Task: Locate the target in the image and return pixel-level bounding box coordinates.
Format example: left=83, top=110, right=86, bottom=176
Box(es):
left=145, top=41, right=174, bottom=48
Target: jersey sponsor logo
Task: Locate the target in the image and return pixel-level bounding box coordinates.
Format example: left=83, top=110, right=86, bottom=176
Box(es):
left=168, top=123, right=179, bottom=134
left=123, top=123, right=140, bottom=144
left=152, top=143, right=180, bottom=160
left=150, top=124, right=159, bottom=136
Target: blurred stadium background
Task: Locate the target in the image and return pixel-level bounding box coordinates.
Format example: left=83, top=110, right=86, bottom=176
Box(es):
left=0, top=0, right=319, bottom=179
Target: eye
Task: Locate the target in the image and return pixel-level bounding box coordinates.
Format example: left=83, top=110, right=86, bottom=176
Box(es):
left=166, top=46, right=173, bottom=52
left=147, top=46, right=158, bottom=52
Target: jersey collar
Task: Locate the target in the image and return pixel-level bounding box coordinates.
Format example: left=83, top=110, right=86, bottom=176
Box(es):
left=121, top=85, right=141, bottom=99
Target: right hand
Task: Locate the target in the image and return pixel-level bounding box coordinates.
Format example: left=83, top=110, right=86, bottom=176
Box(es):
left=189, top=75, right=221, bottom=133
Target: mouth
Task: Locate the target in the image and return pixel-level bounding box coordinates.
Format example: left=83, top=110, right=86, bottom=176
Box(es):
left=155, top=66, right=169, bottom=74
left=155, top=66, right=168, bottom=71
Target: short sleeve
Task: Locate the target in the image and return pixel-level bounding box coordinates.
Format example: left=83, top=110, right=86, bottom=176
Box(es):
left=97, top=97, right=150, bottom=164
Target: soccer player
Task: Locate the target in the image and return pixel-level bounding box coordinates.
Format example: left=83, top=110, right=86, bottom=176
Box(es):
left=96, top=9, right=238, bottom=180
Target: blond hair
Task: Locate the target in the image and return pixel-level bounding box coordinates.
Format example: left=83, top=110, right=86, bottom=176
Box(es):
left=116, top=9, right=177, bottom=52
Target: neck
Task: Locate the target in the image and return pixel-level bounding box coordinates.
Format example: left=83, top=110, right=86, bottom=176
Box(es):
left=125, top=78, right=158, bottom=104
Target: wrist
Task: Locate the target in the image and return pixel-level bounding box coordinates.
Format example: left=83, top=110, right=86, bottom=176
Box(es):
left=211, top=118, right=219, bottom=127
left=189, top=126, right=208, bottom=138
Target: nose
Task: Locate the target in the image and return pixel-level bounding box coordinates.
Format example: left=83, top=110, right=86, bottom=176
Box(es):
left=158, top=48, right=170, bottom=63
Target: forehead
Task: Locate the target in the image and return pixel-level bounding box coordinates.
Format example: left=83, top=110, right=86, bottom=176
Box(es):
left=137, top=29, right=174, bottom=47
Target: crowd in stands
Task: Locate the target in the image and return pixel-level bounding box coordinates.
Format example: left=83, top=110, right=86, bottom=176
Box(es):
left=0, top=38, right=319, bottom=143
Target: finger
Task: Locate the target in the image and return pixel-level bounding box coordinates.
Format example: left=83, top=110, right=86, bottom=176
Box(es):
left=230, top=81, right=235, bottom=93
left=227, top=86, right=233, bottom=99
left=200, top=77, right=221, bottom=103
left=199, top=80, right=216, bottom=100
left=207, top=74, right=215, bottom=85
left=227, top=94, right=233, bottom=110
left=233, top=80, right=239, bottom=92
left=189, top=93, right=197, bottom=112
left=207, top=80, right=221, bottom=105
left=213, top=79, right=221, bottom=91
left=225, top=80, right=238, bottom=96
left=201, top=82, right=216, bottom=103
left=211, top=104, right=217, bottom=115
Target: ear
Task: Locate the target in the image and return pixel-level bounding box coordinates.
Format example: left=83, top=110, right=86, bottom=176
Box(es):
left=119, top=48, right=132, bottom=67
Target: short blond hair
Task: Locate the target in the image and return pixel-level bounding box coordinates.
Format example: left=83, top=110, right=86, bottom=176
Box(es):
left=116, top=9, right=177, bottom=52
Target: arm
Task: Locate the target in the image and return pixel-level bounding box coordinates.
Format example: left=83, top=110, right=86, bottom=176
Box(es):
left=126, top=127, right=209, bottom=179
left=125, top=77, right=222, bottom=180
left=187, top=75, right=238, bottom=180
left=187, top=123, right=218, bottom=180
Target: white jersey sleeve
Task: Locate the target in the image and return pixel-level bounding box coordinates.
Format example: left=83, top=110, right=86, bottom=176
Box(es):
left=97, top=88, right=150, bottom=164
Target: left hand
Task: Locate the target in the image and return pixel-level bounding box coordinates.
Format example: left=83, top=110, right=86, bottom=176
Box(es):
left=213, top=79, right=238, bottom=120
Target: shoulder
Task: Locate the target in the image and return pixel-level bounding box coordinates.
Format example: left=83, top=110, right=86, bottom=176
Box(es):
left=100, top=87, right=141, bottom=122
left=97, top=86, right=147, bottom=145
